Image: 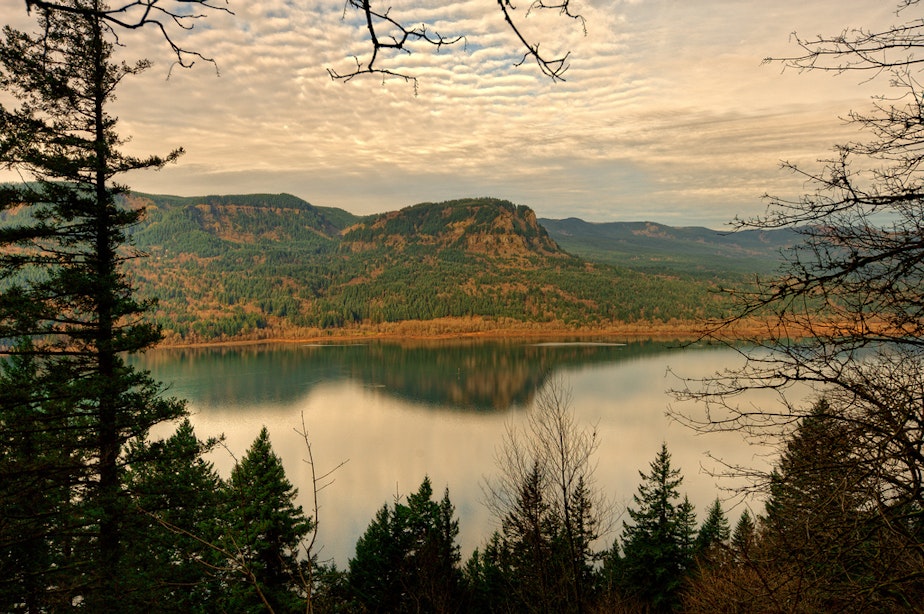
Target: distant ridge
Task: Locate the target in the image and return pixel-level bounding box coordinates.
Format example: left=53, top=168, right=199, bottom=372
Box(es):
left=539, top=217, right=799, bottom=277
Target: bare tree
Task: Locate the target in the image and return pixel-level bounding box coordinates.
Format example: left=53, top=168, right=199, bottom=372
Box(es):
left=22, top=0, right=231, bottom=67
left=674, top=0, right=924, bottom=602
left=484, top=375, right=610, bottom=612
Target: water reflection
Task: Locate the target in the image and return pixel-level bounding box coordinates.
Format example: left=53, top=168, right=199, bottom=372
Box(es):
left=136, top=339, right=693, bottom=412
left=135, top=340, right=780, bottom=567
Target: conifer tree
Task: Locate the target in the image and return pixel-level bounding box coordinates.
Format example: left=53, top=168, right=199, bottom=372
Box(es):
left=223, top=426, right=313, bottom=613
left=757, top=399, right=919, bottom=609
left=0, top=2, right=195, bottom=608
left=483, top=378, right=606, bottom=612
left=693, top=498, right=730, bottom=568
left=730, top=509, right=756, bottom=563
left=618, top=443, right=695, bottom=613
left=349, top=476, right=463, bottom=612
left=124, top=419, right=225, bottom=611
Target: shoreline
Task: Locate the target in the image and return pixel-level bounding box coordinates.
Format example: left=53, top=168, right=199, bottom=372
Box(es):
left=153, top=317, right=766, bottom=350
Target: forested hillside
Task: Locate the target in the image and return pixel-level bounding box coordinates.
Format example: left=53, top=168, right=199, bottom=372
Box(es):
left=540, top=217, right=797, bottom=277
left=116, top=194, right=737, bottom=341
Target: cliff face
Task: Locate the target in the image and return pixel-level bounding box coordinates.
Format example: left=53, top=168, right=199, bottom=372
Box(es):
left=341, top=198, right=565, bottom=264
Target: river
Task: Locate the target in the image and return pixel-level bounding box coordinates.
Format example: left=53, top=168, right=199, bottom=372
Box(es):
left=135, top=339, right=780, bottom=567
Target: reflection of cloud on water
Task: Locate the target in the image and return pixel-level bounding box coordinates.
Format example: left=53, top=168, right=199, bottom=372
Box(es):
left=530, top=342, right=627, bottom=347
left=145, top=341, right=792, bottom=567
left=188, top=379, right=508, bottom=566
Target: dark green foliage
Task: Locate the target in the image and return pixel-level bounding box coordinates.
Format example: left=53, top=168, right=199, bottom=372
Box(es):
left=617, top=443, right=696, bottom=613
left=756, top=399, right=922, bottom=610
left=0, top=342, right=74, bottom=611
left=123, top=420, right=225, bottom=612
left=497, top=461, right=573, bottom=611
left=222, top=426, right=313, bottom=613
left=0, top=3, right=190, bottom=609
left=464, top=532, right=516, bottom=613
left=729, top=509, right=755, bottom=562
left=348, top=476, right=463, bottom=613
left=693, top=498, right=730, bottom=568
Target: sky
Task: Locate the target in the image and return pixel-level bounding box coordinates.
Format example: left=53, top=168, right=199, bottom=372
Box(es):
left=0, top=0, right=904, bottom=227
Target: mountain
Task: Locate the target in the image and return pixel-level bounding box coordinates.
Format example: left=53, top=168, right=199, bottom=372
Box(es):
left=343, top=198, right=561, bottom=260
left=539, top=218, right=798, bottom=277
left=105, top=194, right=735, bottom=342
left=128, top=191, right=358, bottom=254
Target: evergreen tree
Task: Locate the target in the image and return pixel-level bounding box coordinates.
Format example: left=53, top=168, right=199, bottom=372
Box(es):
left=500, top=461, right=563, bottom=611
left=0, top=3, right=192, bottom=608
left=123, top=419, right=225, bottom=612
left=693, top=498, right=730, bottom=568
left=618, top=443, right=695, bottom=613
left=483, top=378, right=606, bottom=612
left=223, top=426, right=313, bottom=613
left=0, top=341, right=75, bottom=611
left=348, top=476, right=463, bottom=612
left=757, top=399, right=916, bottom=609
left=730, top=509, right=756, bottom=563
left=464, top=532, right=515, bottom=613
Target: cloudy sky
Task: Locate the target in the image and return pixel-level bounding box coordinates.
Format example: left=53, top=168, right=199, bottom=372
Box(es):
left=0, top=0, right=903, bottom=227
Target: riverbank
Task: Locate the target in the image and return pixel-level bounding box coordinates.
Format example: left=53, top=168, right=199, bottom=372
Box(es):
left=155, top=316, right=769, bottom=349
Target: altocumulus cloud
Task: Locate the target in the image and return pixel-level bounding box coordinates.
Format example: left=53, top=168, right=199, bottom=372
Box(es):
left=0, top=0, right=902, bottom=227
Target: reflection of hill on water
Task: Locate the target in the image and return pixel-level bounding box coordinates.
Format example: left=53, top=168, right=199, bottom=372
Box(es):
left=134, top=340, right=697, bottom=412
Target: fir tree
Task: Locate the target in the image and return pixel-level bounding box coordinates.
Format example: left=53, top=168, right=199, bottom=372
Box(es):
left=223, top=426, right=313, bottom=613
left=123, top=419, right=225, bottom=612
left=348, top=476, right=463, bottom=612
left=730, top=509, right=756, bottom=562
left=0, top=3, right=189, bottom=608
left=694, top=498, right=730, bottom=568
left=618, top=443, right=696, bottom=613
left=757, top=399, right=912, bottom=609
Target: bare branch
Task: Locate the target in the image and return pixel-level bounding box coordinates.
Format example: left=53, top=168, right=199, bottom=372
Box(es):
left=499, top=0, right=585, bottom=81
left=24, top=0, right=233, bottom=68
left=330, top=0, right=585, bottom=85
left=294, top=411, right=348, bottom=612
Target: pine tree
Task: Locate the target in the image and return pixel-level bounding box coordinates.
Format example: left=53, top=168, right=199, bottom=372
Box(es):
left=500, top=460, right=563, bottom=611
left=0, top=3, right=188, bottom=608
left=757, top=399, right=913, bottom=609
left=0, top=341, right=73, bottom=611
left=348, top=476, right=463, bottom=612
left=124, top=419, right=225, bottom=612
left=223, top=426, right=313, bottom=613
left=730, top=509, right=756, bottom=562
left=694, top=498, right=730, bottom=568
left=618, top=443, right=696, bottom=613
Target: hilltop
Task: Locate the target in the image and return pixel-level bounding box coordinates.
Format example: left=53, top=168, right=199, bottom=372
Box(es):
left=111, top=194, right=782, bottom=342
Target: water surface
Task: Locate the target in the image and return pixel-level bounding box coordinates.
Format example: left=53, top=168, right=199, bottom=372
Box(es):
left=136, top=339, right=779, bottom=566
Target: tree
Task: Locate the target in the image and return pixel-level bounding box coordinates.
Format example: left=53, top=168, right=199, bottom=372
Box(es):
left=222, top=426, right=313, bottom=613
left=0, top=2, right=210, bottom=607
left=693, top=498, right=730, bottom=568
left=123, top=419, right=226, bottom=612
left=674, top=0, right=924, bottom=600
left=1, top=0, right=232, bottom=608
left=617, top=443, right=696, bottom=613
left=758, top=399, right=922, bottom=610
left=348, top=476, right=463, bottom=613
left=0, top=341, right=74, bottom=611
left=482, top=376, right=607, bottom=613
left=682, top=508, right=762, bottom=614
